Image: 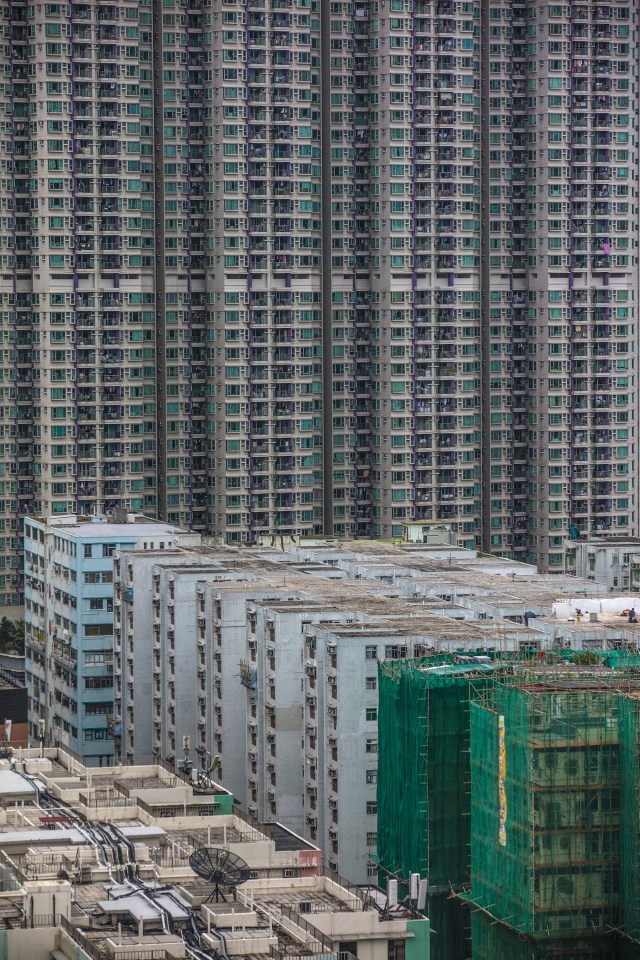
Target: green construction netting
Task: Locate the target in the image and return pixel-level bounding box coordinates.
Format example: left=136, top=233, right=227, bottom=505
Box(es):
left=378, top=657, right=498, bottom=886
left=560, top=650, right=640, bottom=671
left=377, top=657, right=497, bottom=960
left=618, top=695, right=640, bottom=942
left=470, top=685, right=621, bottom=938
left=470, top=912, right=620, bottom=960
left=619, top=941, right=640, bottom=960
left=379, top=658, right=640, bottom=958
left=426, top=892, right=470, bottom=960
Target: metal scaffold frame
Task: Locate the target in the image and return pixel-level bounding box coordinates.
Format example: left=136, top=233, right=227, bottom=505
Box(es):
left=378, top=653, right=640, bottom=960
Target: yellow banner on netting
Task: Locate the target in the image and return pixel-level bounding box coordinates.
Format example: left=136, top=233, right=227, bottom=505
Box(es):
left=498, top=714, right=507, bottom=847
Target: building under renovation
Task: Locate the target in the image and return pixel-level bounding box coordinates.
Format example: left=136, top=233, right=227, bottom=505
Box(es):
left=377, top=656, right=498, bottom=960
left=378, top=654, right=640, bottom=960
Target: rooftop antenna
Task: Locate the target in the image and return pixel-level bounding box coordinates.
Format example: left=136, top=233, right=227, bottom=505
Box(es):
left=179, top=734, right=192, bottom=776
left=194, top=753, right=220, bottom=791
left=369, top=855, right=426, bottom=919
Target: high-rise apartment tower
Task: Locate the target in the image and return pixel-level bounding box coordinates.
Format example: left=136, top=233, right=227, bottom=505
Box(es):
left=2, top=0, right=638, bottom=606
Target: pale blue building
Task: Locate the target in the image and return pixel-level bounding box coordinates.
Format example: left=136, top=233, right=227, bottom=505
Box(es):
left=24, top=514, right=198, bottom=766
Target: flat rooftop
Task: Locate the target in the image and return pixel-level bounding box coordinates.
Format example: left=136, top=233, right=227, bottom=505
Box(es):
left=537, top=611, right=640, bottom=635
left=40, top=521, right=187, bottom=539
left=264, top=821, right=317, bottom=852
left=572, top=537, right=640, bottom=546
left=0, top=747, right=417, bottom=959
left=0, top=755, right=309, bottom=859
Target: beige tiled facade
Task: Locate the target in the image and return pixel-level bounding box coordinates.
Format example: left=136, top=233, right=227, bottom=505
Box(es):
left=2, top=0, right=639, bottom=606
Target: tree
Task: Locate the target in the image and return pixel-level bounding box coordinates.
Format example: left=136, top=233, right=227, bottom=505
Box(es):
left=0, top=618, right=24, bottom=656
left=0, top=617, right=14, bottom=651
left=10, top=620, right=24, bottom=656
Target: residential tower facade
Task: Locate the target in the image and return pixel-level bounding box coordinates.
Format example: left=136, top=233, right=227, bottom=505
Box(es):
left=0, top=0, right=637, bottom=601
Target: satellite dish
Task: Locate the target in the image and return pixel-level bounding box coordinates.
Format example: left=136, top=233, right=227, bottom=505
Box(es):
left=188, top=847, right=250, bottom=903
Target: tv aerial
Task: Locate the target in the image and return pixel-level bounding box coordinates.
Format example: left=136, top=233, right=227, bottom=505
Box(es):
left=188, top=847, right=250, bottom=903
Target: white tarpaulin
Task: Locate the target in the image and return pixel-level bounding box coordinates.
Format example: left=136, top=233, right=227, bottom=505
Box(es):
left=552, top=597, right=640, bottom=620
